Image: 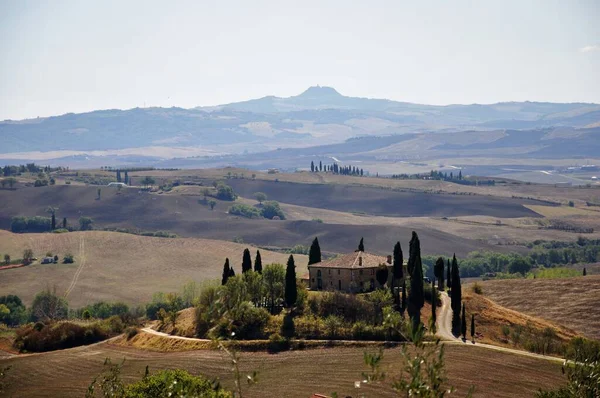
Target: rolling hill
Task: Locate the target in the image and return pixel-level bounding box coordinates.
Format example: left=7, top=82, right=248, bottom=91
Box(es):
left=0, top=230, right=306, bottom=307
left=480, top=276, right=600, bottom=340
left=1, top=86, right=599, bottom=169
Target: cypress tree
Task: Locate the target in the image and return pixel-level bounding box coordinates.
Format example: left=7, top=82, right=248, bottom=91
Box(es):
left=431, top=279, right=437, bottom=333
left=222, top=258, right=231, bottom=285
left=62, top=217, right=67, bottom=229
left=392, top=241, right=403, bottom=309
left=358, top=237, right=364, bottom=252
left=51, top=213, right=56, bottom=230
left=308, top=237, right=322, bottom=265
left=319, top=161, right=322, bottom=172
left=401, top=280, right=407, bottom=316
left=116, top=170, right=122, bottom=182
left=242, top=248, right=252, bottom=273
left=408, top=231, right=424, bottom=331
left=229, top=266, right=235, bottom=278
left=434, top=257, right=445, bottom=290
left=446, top=259, right=452, bottom=290
left=310, top=161, right=315, bottom=172
left=124, top=171, right=129, bottom=185
left=471, top=314, right=475, bottom=341
left=451, top=254, right=462, bottom=335
left=254, top=250, right=263, bottom=273
left=461, top=302, right=467, bottom=339
left=285, top=255, right=297, bottom=308
left=583, top=267, right=587, bottom=276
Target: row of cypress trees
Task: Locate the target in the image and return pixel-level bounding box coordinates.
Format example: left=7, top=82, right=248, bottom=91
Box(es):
left=221, top=248, right=263, bottom=285
left=221, top=248, right=298, bottom=308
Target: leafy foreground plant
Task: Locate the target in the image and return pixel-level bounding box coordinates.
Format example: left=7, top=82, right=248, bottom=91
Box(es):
left=86, top=358, right=232, bottom=398
left=335, top=323, right=474, bottom=398
left=536, top=351, right=600, bottom=398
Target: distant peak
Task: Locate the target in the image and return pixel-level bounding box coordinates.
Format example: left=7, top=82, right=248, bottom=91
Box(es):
left=297, top=86, right=342, bottom=98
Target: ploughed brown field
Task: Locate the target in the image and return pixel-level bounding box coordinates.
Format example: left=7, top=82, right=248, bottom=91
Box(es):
left=0, top=184, right=546, bottom=256
left=480, top=275, right=600, bottom=340
left=0, top=342, right=564, bottom=398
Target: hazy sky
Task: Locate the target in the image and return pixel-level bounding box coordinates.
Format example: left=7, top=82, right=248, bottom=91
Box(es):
left=1, top=0, right=599, bottom=120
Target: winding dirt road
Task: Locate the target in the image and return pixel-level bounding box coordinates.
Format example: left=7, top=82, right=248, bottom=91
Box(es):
left=436, top=291, right=564, bottom=363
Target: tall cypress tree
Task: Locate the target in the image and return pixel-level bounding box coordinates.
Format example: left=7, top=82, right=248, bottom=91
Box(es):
left=461, top=302, right=467, bottom=339
left=308, top=237, right=322, bottom=265
left=408, top=231, right=424, bottom=331
left=319, top=161, right=322, bottom=172
left=285, top=255, right=297, bottom=308
left=401, top=280, right=407, bottom=316
left=310, top=161, right=315, bottom=172
left=62, top=217, right=67, bottom=229
left=470, top=314, right=475, bottom=341
left=124, top=171, right=129, bottom=185
left=116, top=170, right=122, bottom=182
left=242, top=248, right=252, bottom=273
left=51, top=213, right=56, bottom=230
left=446, top=259, right=452, bottom=290
left=451, top=254, right=462, bottom=335
left=222, top=258, right=231, bottom=285
left=358, top=237, right=364, bottom=252
left=431, top=279, right=437, bottom=333
left=254, top=250, right=263, bottom=273
left=229, top=266, right=235, bottom=278
left=583, top=267, right=587, bottom=276
left=392, top=241, right=403, bottom=309
left=434, top=257, right=445, bottom=290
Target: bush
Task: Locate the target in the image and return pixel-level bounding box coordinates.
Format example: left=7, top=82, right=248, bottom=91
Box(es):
left=124, top=369, right=232, bottom=398
left=0, top=295, right=27, bottom=326
left=471, top=283, right=483, bottom=294
left=63, top=253, right=74, bottom=264
left=228, top=204, right=261, bottom=219
left=10, top=216, right=52, bottom=233
left=15, top=322, right=108, bottom=352
left=216, top=183, right=236, bottom=201
left=125, top=326, right=139, bottom=340
left=261, top=201, right=285, bottom=220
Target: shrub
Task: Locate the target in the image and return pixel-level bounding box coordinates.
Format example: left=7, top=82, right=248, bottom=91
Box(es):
left=261, top=201, right=285, bottom=220
left=471, top=283, right=483, bottom=294
left=15, top=322, right=108, bottom=352
left=0, top=295, right=27, bottom=326
left=228, top=204, right=260, bottom=219
left=124, top=369, right=232, bottom=397
left=216, top=183, right=236, bottom=201
left=63, top=253, right=74, bottom=263
left=125, top=326, right=139, bottom=340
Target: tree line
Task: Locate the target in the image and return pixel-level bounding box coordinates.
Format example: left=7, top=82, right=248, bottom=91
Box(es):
left=309, top=160, right=365, bottom=176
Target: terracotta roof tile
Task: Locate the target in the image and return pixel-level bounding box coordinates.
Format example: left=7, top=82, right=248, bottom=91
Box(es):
left=308, top=251, right=389, bottom=269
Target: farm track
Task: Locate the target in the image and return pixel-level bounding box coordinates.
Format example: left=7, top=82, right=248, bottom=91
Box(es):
left=437, top=292, right=564, bottom=363
left=64, top=236, right=86, bottom=298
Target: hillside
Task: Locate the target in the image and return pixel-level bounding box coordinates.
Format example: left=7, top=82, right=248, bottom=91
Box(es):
left=0, top=184, right=543, bottom=256
left=480, top=276, right=600, bottom=340
left=1, top=87, right=599, bottom=171
left=1, top=342, right=565, bottom=397
left=0, top=230, right=306, bottom=307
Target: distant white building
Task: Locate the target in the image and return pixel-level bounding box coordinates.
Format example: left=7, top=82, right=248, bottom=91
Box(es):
left=108, top=182, right=127, bottom=187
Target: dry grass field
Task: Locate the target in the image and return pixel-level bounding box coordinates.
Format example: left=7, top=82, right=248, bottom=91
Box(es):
left=461, top=290, right=577, bottom=348
left=0, top=341, right=565, bottom=397
left=0, top=230, right=306, bottom=307
left=480, top=275, right=600, bottom=340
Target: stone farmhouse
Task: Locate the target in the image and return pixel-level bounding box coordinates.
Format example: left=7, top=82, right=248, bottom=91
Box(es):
left=307, top=251, right=393, bottom=293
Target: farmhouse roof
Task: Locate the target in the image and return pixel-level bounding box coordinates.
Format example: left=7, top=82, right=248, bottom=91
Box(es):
left=308, top=251, right=389, bottom=269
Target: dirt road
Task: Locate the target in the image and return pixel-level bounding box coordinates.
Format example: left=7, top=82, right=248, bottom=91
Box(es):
left=437, top=291, right=564, bottom=363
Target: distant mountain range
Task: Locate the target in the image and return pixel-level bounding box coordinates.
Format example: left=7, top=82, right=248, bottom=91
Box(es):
left=1, top=86, right=599, bottom=169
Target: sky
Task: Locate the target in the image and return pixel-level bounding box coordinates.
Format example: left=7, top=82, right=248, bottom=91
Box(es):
left=0, top=0, right=599, bottom=120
